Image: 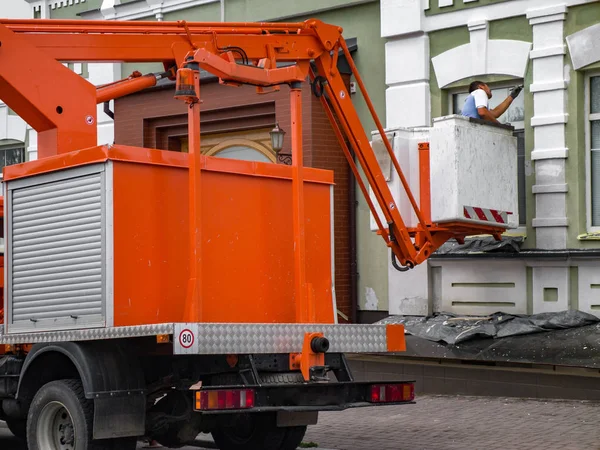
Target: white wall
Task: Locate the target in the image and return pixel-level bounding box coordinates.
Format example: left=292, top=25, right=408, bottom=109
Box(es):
left=0, top=0, right=31, bottom=18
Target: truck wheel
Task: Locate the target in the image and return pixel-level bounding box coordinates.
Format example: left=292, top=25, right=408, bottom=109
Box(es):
left=5, top=418, right=27, bottom=439
left=212, top=413, right=306, bottom=450
left=26, top=379, right=137, bottom=450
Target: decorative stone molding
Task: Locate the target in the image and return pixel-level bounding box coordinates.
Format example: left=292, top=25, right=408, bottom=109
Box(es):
left=531, top=148, right=568, bottom=160
left=532, top=217, right=569, bottom=228
left=530, top=114, right=569, bottom=127
left=526, top=4, right=567, bottom=25
left=532, top=183, right=568, bottom=194
left=567, top=23, right=600, bottom=70
left=91, top=0, right=221, bottom=21
left=529, top=81, right=568, bottom=93
left=431, top=19, right=531, bottom=88
left=529, top=45, right=566, bottom=60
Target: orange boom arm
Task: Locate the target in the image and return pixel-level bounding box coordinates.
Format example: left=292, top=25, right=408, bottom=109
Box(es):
left=0, top=17, right=504, bottom=277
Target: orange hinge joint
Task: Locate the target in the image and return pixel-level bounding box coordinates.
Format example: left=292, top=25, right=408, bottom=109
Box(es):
left=289, top=332, right=329, bottom=381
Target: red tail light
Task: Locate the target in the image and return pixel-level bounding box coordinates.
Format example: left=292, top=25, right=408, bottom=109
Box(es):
left=195, top=389, right=255, bottom=411
left=370, top=383, right=414, bottom=403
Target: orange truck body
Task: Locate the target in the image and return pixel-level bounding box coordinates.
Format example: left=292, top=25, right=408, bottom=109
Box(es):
left=3, top=145, right=335, bottom=327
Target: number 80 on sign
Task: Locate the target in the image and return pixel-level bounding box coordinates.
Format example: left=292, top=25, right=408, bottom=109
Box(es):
left=179, top=329, right=195, bottom=348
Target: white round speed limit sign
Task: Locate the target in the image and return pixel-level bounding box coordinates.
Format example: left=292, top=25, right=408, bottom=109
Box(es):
left=179, top=329, right=194, bottom=349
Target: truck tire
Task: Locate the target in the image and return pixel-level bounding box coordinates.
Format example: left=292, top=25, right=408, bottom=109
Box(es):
left=26, top=379, right=137, bottom=450
left=5, top=418, right=27, bottom=439
left=212, top=412, right=306, bottom=450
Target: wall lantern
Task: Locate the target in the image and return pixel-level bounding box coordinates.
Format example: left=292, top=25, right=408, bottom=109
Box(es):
left=269, top=122, right=286, bottom=153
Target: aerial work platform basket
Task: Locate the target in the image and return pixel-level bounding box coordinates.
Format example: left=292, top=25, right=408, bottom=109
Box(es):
left=371, top=115, right=519, bottom=234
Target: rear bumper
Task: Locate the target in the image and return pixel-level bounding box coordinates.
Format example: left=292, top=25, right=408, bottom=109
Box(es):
left=174, top=322, right=405, bottom=355
left=194, top=381, right=415, bottom=414
left=0, top=322, right=406, bottom=357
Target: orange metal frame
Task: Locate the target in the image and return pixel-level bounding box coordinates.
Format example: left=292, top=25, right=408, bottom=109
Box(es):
left=0, top=18, right=505, bottom=322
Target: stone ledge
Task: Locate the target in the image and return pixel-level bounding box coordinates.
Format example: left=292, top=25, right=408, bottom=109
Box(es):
left=532, top=217, right=569, bottom=228
left=532, top=183, right=568, bottom=194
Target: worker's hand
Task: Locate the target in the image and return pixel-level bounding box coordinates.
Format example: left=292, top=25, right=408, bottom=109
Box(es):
left=509, top=85, right=523, bottom=99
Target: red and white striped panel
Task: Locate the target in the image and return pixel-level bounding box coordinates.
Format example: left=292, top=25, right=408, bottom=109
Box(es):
left=463, top=206, right=510, bottom=225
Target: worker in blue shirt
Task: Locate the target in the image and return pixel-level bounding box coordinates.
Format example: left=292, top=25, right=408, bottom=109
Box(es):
left=462, top=81, right=523, bottom=123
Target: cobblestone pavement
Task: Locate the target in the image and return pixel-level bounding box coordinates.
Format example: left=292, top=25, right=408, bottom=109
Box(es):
left=2, top=395, right=599, bottom=449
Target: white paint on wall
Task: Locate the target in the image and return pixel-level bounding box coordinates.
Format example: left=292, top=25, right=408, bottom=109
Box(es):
left=567, top=23, right=600, bottom=70
left=577, top=264, right=600, bottom=318
left=364, top=287, right=380, bottom=311
left=389, top=260, right=430, bottom=316
left=434, top=260, right=528, bottom=315
left=532, top=266, right=569, bottom=313
left=0, top=0, right=32, bottom=18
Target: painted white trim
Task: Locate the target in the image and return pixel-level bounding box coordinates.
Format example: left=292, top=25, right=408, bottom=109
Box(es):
left=528, top=13, right=567, bottom=25
left=467, top=19, right=487, bottom=32
left=89, top=0, right=220, bottom=21
left=439, top=0, right=453, bottom=7
left=530, top=45, right=566, bottom=59
left=529, top=81, right=568, bottom=93
left=530, top=114, right=569, bottom=127
left=526, top=4, right=568, bottom=18
left=432, top=39, right=531, bottom=88
left=421, top=0, right=593, bottom=34
left=567, top=23, right=600, bottom=70
left=531, top=148, right=569, bottom=160
left=532, top=184, right=568, bottom=194
left=532, top=217, right=569, bottom=227
left=525, top=261, right=573, bottom=268
left=92, top=0, right=376, bottom=22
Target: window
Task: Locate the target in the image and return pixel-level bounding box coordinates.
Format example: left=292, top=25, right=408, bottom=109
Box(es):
left=212, top=145, right=272, bottom=163
left=451, top=84, right=526, bottom=226
left=589, top=75, right=600, bottom=228
left=0, top=145, right=25, bottom=197
left=0, top=146, right=26, bottom=169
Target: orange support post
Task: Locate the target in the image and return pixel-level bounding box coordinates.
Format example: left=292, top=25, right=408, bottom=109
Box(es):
left=290, top=82, right=309, bottom=324
left=183, top=71, right=203, bottom=322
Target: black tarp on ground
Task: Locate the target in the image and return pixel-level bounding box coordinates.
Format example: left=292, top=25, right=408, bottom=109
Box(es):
left=377, top=311, right=600, bottom=369
left=433, top=236, right=524, bottom=255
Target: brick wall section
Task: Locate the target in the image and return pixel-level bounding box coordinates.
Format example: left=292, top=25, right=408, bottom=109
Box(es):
left=115, top=78, right=353, bottom=320
left=305, top=87, right=351, bottom=321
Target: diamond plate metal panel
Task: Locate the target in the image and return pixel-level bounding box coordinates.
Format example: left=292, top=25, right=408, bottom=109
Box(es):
left=174, top=323, right=390, bottom=355
left=0, top=322, right=395, bottom=355
left=0, top=324, right=174, bottom=345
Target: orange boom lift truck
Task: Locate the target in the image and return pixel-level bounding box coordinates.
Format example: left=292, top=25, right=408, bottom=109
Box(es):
left=0, top=18, right=506, bottom=450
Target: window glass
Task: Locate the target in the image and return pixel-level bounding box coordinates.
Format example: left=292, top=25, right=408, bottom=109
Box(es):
left=453, top=87, right=524, bottom=126
left=593, top=120, right=600, bottom=150
left=591, top=76, right=600, bottom=114
left=592, top=121, right=600, bottom=225
left=215, top=145, right=271, bottom=163
left=590, top=75, right=600, bottom=227
left=0, top=147, right=25, bottom=173
left=592, top=147, right=600, bottom=226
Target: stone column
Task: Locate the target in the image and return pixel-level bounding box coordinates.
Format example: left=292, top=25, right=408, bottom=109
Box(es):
left=527, top=4, right=570, bottom=314
left=527, top=4, right=569, bottom=249
left=381, top=0, right=431, bottom=316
